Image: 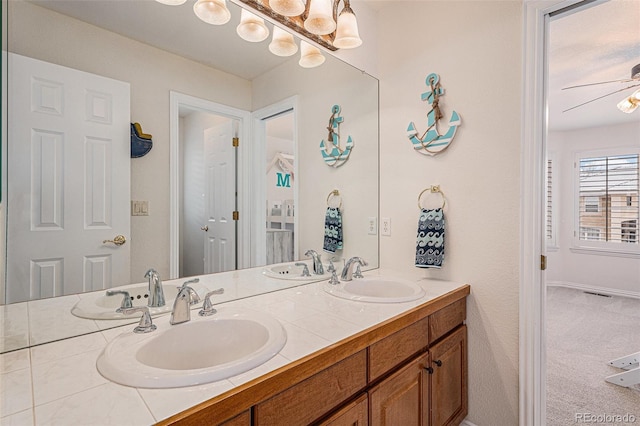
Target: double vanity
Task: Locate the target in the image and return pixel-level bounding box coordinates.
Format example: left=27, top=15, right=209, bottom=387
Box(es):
left=1, top=261, right=469, bottom=425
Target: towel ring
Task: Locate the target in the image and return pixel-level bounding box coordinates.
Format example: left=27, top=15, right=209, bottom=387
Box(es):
left=418, top=185, right=446, bottom=210
left=327, top=189, right=342, bottom=209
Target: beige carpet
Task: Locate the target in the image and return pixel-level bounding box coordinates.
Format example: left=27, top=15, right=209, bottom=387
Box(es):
left=546, top=286, right=640, bottom=425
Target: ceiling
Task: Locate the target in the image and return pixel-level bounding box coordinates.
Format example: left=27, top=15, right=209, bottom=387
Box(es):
left=29, top=0, right=293, bottom=80
left=548, top=0, right=640, bottom=131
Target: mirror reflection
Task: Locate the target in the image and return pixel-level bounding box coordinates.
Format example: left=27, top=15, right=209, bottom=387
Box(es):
left=1, top=0, right=379, bottom=351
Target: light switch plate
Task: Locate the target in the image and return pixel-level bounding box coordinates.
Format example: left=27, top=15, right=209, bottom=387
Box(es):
left=131, top=200, right=149, bottom=216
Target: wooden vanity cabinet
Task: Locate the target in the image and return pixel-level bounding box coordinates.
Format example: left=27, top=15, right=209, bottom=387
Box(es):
left=159, top=286, right=469, bottom=426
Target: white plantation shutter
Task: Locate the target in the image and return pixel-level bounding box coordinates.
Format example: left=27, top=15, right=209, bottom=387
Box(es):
left=578, top=153, right=639, bottom=244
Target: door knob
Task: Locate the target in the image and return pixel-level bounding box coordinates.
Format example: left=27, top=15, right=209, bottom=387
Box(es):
left=201, top=226, right=209, bottom=232
left=103, top=235, right=126, bottom=246
left=434, top=359, right=443, bottom=367
left=424, top=366, right=434, bottom=374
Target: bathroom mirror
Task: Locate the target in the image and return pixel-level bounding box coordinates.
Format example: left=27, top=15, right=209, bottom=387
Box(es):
left=1, top=0, right=379, bottom=351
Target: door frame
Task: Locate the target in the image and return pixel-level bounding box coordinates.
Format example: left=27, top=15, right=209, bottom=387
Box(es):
left=169, top=92, right=251, bottom=278
left=250, top=96, right=299, bottom=266
left=520, top=1, right=585, bottom=424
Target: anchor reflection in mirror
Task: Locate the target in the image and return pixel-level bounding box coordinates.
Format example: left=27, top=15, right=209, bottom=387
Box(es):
left=320, top=104, right=353, bottom=167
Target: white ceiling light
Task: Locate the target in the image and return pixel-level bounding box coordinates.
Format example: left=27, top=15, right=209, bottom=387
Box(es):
left=304, top=0, right=336, bottom=35
left=333, top=0, right=361, bottom=49
left=299, top=41, right=325, bottom=68
left=193, top=0, right=231, bottom=25
left=269, top=0, right=305, bottom=17
left=237, top=9, right=269, bottom=42
left=617, top=89, right=640, bottom=114
left=269, top=27, right=298, bottom=57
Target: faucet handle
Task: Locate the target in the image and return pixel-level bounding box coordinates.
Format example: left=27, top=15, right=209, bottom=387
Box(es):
left=120, top=307, right=156, bottom=333
left=295, top=262, right=311, bottom=277
left=353, top=264, right=364, bottom=279
left=328, top=269, right=341, bottom=285
left=106, top=290, right=133, bottom=312
left=177, top=279, right=201, bottom=305
left=199, top=288, right=225, bottom=316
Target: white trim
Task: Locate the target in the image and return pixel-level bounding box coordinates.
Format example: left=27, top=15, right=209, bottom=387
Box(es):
left=569, top=247, right=640, bottom=259
left=250, top=96, right=299, bottom=267
left=547, top=280, right=640, bottom=299
left=169, top=92, right=251, bottom=278
left=521, top=1, right=585, bottom=425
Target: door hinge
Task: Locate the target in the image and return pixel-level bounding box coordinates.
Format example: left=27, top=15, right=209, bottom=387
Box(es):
left=540, top=255, right=547, bottom=271
left=233, top=211, right=239, bottom=221
left=232, top=137, right=239, bottom=147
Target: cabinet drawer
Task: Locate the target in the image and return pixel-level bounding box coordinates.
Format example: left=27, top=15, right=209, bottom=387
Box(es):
left=255, top=350, right=367, bottom=425
left=369, top=316, right=429, bottom=382
left=429, top=298, right=466, bottom=343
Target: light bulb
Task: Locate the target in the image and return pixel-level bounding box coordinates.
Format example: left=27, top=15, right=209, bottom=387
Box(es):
left=193, top=0, right=231, bottom=25
left=156, top=0, right=187, bottom=5
left=237, top=9, right=270, bottom=42
left=269, top=27, right=298, bottom=57
left=299, top=41, right=325, bottom=68
left=333, top=6, right=362, bottom=49
left=617, top=90, right=640, bottom=114
left=269, top=0, right=305, bottom=17
left=304, top=0, right=336, bottom=35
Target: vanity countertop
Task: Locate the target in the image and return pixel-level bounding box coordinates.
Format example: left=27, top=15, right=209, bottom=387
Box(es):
left=0, top=269, right=468, bottom=425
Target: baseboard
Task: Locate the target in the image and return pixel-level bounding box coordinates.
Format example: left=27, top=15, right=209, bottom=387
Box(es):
left=547, top=280, right=640, bottom=299
left=460, top=419, right=478, bottom=426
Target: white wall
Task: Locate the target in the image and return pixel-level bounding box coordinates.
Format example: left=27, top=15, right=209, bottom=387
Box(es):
left=252, top=56, right=379, bottom=266
left=377, top=2, right=522, bottom=424
left=8, top=1, right=252, bottom=282
left=547, top=122, right=640, bottom=297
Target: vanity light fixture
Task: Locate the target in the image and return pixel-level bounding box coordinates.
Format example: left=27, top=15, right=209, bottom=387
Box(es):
left=617, top=89, right=640, bottom=114
left=304, top=0, right=336, bottom=35
left=193, top=0, right=231, bottom=25
left=237, top=8, right=270, bottom=42
left=269, top=0, right=305, bottom=17
left=269, top=27, right=298, bottom=56
left=333, top=0, right=361, bottom=49
left=299, top=40, right=325, bottom=68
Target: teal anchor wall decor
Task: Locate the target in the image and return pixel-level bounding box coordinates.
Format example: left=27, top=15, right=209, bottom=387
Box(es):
left=320, top=105, right=353, bottom=167
left=407, top=73, right=461, bottom=156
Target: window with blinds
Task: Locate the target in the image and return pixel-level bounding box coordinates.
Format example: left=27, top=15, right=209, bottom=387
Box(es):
left=578, top=153, right=639, bottom=245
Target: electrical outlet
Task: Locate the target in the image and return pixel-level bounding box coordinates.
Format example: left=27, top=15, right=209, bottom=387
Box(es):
left=381, top=217, right=391, bottom=236
left=367, top=217, right=377, bottom=235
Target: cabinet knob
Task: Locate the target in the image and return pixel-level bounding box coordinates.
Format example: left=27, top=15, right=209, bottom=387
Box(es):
left=434, top=359, right=443, bottom=367
left=424, top=366, right=434, bottom=374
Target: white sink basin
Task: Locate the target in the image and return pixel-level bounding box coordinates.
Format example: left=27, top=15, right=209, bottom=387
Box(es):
left=71, top=281, right=209, bottom=320
left=323, top=276, right=426, bottom=303
left=96, top=308, right=287, bottom=388
left=263, top=262, right=331, bottom=281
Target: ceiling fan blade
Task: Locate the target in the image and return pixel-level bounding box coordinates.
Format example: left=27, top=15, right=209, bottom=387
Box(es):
left=562, top=83, right=640, bottom=113
left=562, top=78, right=635, bottom=90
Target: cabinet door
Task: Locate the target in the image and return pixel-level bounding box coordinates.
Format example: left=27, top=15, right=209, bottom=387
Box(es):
left=369, top=353, right=430, bottom=426
left=429, top=325, right=467, bottom=426
left=320, top=394, right=368, bottom=426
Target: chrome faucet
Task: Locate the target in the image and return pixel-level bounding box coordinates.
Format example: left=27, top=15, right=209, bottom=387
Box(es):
left=304, top=249, right=324, bottom=275
left=170, top=279, right=201, bottom=325
left=145, top=268, right=165, bottom=308
left=341, top=257, right=368, bottom=281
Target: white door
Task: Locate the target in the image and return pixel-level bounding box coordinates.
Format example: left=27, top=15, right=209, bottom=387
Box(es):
left=203, top=122, right=236, bottom=273
left=7, top=53, right=131, bottom=303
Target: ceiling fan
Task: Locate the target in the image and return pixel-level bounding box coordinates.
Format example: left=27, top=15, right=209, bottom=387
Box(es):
left=562, top=63, right=640, bottom=113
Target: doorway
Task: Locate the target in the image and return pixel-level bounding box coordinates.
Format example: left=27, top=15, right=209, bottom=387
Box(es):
left=250, top=96, right=298, bottom=267
left=522, top=0, right=640, bottom=423
left=169, top=92, right=251, bottom=279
